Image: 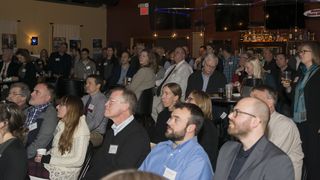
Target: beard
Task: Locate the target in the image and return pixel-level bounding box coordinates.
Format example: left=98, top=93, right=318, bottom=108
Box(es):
left=165, top=126, right=187, bottom=142
left=227, top=120, right=250, bottom=138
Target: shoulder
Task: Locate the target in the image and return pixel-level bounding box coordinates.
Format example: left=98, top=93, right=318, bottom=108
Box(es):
left=270, top=112, right=296, bottom=128
left=3, top=139, right=27, bottom=159
left=75, top=116, right=90, bottom=136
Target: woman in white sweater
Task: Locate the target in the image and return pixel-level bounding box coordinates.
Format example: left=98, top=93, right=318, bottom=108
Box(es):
left=35, top=95, right=90, bottom=180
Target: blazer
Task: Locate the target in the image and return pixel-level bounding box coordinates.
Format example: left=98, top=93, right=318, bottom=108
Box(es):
left=186, top=70, right=227, bottom=97
left=0, top=60, right=20, bottom=77
left=214, top=136, right=294, bottom=180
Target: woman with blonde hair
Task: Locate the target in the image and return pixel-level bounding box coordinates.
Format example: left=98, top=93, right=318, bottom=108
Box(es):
left=35, top=95, right=90, bottom=180
left=238, top=56, right=276, bottom=97
left=186, top=90, right=219, bottom=169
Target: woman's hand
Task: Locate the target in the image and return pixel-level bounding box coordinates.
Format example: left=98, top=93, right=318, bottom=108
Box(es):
left=34, top=154, right=42, bottom=163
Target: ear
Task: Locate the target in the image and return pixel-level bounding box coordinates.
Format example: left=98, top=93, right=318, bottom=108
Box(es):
left=173, top=95, right=179, bottom=103
left=186, top=124, right=196, bottom=133
left=0, top=121, right=6, bottom=129
left=250, top=117, right=261, bottom=129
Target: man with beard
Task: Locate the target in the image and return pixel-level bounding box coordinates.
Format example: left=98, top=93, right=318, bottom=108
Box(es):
left=214, top=97, right=294, bottom=180
left=139, top=103, right=213, bottom=180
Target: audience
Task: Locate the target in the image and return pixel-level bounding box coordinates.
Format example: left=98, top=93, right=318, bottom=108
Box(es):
left=7, top=82, right=30, bottom=111
left=250, top=85, right=303, bottom=180
left=282, top=42, right=320, bottom=180
left=214, top=97, right=294, bottom=180
left=108, top=51, right=133, bottom=88
left=262, top=48, right=279, bottom=83
left=0, top=102, right=27, bottom=180
left=152, top=83, right=181, bottom=143
left=186, top=53, right=226, bottom=97
left=25, top=83, right=58, bottom=159
left=127, top=49, right=156, bottom=99
left=139, top=103, right=214, bottom=180
left=221, top=46, right=238, bottom=83
left=34, top=95, right=90, bottom=179
left=186, top=90, right=219, bottom=169
left=82, top=75, right=108, bottom=147
left=83, top=87, right=150, bottom=179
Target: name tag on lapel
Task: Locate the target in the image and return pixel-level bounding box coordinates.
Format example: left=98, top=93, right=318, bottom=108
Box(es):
left=163, top=167, right=177, bottom=180
left=108, top=145, right=118, bottom=154
left=28, top=123, right=38, bottom=131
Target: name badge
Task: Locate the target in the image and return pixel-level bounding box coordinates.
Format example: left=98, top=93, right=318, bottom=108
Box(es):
left=294, top=77, right=299, bottom=83
left=88, top=104, right=94, bottom=111
left=163, top=167, right=177, bottom=180
left=22, top=68, right=26, bottom=73
left=28, top=123, right=38, bottom=131
left=55, top=58, right=60, bottom=61
left=228, top=61, right=233, bottom=65
left=103, top=62, right=108, bottom=66
left=86, top=66, right=91, bottom=70
left=108, top=145, right=118, bottom=154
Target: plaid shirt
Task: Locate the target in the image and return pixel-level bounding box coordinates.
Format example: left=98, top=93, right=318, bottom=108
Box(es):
left=223, top=56, right=239, bottom=83
left=25, top=103, right=51, bottom=127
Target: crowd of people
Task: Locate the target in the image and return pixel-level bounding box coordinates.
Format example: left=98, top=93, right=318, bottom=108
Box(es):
left=0, top=41, right=319, bottom=180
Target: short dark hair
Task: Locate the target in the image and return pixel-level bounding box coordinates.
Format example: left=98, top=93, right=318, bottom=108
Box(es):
left=222, top=46, right=232, bottom=54
left=16, top=48, right=31, bottom=62
left=81, top=48, right=90, bottom=54
left=40, top=83, right=56, bottom=102
left=251, top=85, right=278, bottom=105
left=87, top=74, right=104, bottom=88
left=174, top=103, right=204, bottom=135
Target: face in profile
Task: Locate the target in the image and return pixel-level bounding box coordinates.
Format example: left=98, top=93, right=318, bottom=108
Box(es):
left=104, top=90, right=127, bottom=120
left=56, top=104, right=67, bottom=119
left=165, top=107, right=190, bottom=141
left=139, top=51, right=149, bottom=66
left=29, top=84, right=50, bottom=106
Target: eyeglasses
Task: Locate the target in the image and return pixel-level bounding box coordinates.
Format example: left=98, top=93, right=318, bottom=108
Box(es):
left=298, top=50, right=312, bottom=55
left=230, top=108, right=256, bottom=118
left=8, top=92, right=23, bottom=96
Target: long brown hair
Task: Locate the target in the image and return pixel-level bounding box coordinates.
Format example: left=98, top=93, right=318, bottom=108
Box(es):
left=58, top=96, right=84, bottom=155
left=189, top=90, right=213, bottom=120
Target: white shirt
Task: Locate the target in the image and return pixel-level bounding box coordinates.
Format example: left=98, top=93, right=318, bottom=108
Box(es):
left=111, top=115, right=134, bottom=136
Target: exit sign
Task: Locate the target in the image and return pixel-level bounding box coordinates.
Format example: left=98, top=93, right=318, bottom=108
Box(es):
left=138, top=3, right=149, bottom=16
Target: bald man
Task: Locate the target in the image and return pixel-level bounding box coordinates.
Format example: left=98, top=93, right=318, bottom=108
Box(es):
left=214, top=97, right=294, bottom=180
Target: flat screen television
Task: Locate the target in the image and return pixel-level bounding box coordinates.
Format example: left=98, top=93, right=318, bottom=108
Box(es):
left=265, top=2, right=305, bottom=29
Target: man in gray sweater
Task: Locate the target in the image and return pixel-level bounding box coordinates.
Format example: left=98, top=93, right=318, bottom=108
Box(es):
left=25, top=83, right=57, bottom=159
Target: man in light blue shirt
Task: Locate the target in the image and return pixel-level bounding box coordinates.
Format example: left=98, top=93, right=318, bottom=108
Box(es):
left=139, top=103, right=214, bottom=180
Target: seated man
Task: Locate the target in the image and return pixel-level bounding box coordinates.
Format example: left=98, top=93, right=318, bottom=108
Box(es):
left=7, top=82, right=30, bottom=111
left=25, top=83, right=58, bottom=159
left=250, top=85, right=303, bottom=180
left=214, top=97, right=294, bottom=180
left=186, top=53, right=227, bottom=97
left=82, top=74, right=108, bottom=146
left=139, top=103, right=214, bottom=180
left=83, top=87, right=150, bottom=179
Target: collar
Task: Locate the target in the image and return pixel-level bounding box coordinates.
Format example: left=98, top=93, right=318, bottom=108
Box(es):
left=111, top=115, right=134, bottom=136
left=164, top=136, right=198, bottom=150
left=175, top=60, right=186, bottom=67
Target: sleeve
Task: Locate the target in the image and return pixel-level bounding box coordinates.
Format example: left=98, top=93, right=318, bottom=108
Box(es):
left=265, top=154, right=294, bottom=180
left=179, top=155, right=214, bottom=180
left=86, top=97, right=106, bottom=131
left=185, top=73, right=193, bottom=98
left=27, top=112, right=58, bottom=159
left=269, top=120, right=296, bottom=153
left=49, top=134, right=90, bottom=167
left=112, top=131, right=151, bottom=171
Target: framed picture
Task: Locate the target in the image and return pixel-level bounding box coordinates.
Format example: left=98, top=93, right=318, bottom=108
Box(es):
left=2, top=33, right=17, bottom=49
left=70, top=39, right=81, bottom=50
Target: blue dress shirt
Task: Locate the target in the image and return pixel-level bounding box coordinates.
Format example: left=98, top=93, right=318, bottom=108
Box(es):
left=139, top=137, right=214, bottom=180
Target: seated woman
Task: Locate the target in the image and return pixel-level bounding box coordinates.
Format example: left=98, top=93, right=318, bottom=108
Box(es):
left=0, top=102, right=27, bottom=180
left=35, top=95, right=90, bottom=180
left=14, top=48, right=37, bottom=90
left=127, top=49, right=156, bottom=99
left=236, top=56, right=276, bottom=97
left=186, top=90, right=219, bottom=169
left=151, top=83, right=181, bottom=143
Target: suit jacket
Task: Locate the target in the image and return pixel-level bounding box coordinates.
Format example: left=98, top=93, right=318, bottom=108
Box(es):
left=83, top=119, right=151, bottom=179
left=186, top=70, right=227, bottom=97
left=214, top=136, right=294, bottom=180
left=0, top=60, right=20, bottom=77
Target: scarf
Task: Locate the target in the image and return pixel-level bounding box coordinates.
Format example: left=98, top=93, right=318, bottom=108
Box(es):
left=25, top=103, right=51, bottom=127
left=293, top=64, right=319, bottom=123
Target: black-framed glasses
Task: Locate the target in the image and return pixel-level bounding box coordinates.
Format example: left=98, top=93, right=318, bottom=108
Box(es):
left=230, top=108, right=256, bottom=118
left=298, top=50, right=312, bottom=55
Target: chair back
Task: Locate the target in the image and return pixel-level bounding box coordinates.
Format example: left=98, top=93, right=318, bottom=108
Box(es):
left=135, top=88, right=154, bottom=115
left=78, top=142, right=93, bottom=180
left=55, top=78, right=85, bottom=98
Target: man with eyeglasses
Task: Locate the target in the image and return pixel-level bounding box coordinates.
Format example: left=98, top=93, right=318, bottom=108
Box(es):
left=6, top=82, right=30, bottom=111
left=186, top=53, right=227, bottom=97
left=214, top=97, right=294, bottom=180
left=250, top=85, right=303, bottom=180
left=82, top=87, right=150, bottom=179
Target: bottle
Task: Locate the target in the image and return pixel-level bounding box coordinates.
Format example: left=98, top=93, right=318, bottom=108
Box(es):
left=288, top=29, right=293, bottom=40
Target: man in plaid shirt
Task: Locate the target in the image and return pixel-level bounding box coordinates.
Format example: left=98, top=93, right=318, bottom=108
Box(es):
left=222, top=46, right=239, bottom=83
